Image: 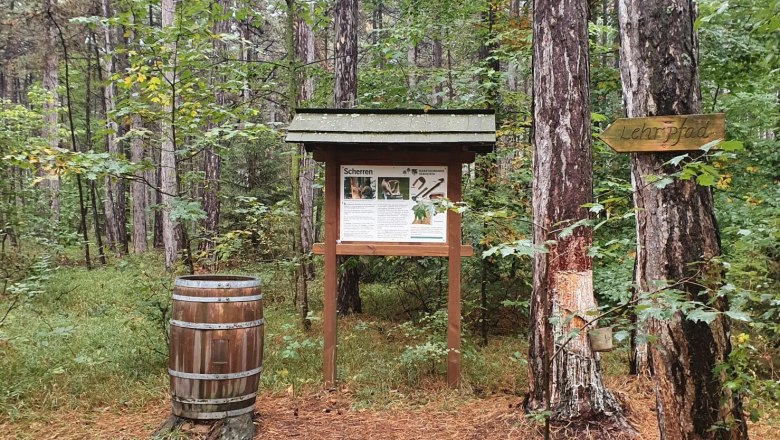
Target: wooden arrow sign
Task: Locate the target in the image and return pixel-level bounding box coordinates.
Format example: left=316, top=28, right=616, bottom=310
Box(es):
left=599, top=113, right=724, bottom=153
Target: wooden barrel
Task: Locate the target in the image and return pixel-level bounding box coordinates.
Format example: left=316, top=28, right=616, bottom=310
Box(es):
left=169, top=275, right=264, bottom=420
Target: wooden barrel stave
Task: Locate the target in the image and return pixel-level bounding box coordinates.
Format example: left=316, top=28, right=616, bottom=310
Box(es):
left=169, top=275, right=263, bottom=420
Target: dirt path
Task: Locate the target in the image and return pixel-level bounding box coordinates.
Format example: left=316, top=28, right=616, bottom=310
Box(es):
left=2, top=377, right=778, bottom=439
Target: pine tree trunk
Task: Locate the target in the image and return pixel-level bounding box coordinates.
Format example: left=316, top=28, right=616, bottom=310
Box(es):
left=199, top=0, right=229, bottom=256
left=85, top=49, right=107, bottom=265
left=629, top=257, right=647, bottom=374
left=296, top=3, right=316, bottom=329
left=506, top=3, right=519, bottom=98
left=407, top=45, right=417, bottom=89
left=152, top=142, right=164, bottom=249
left=337, top=264, right=361, bottom=315
left=124, top=15, right=147, bottom=254
left=374, top=2, right=384, bottom=69
left=617, top=1, right=748, bottom=438
left=199, top=132, right=220, bottom=254
left=98, top=0, right=127, bottom=255
left=160, top=0, right=179, bottom=269
left=297, top=6, right=315, bottom=104
left=0, top=68, right=6, bottom=101
left=130, top=110, right=147, bottom=253
left=147, top=0, right=162, bottom=252
left=431, top=38, right=443, bottom=106
left=333, top=0, right=361, bottom=315
left=41, top=0, right=60, bottom=225
left=333, top=0, right=357, bottom=108
left=526, top=0, right=630, bottom=429
left=298, top=142, right=314, bottom=326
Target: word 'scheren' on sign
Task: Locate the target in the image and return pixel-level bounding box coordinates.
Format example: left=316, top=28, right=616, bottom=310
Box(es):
left=599, top=113, right=725, bottom=153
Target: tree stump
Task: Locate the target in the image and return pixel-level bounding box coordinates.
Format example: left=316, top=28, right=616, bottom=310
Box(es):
left=151, top=414, right=183, bottom=438
left=152, top=414, right=255, bottom=440
left=206, top=414, right=255, bottom=440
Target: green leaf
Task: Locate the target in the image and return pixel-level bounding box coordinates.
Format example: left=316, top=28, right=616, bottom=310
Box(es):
left=668, top=154, right=689, bottom=166
left=724, top=310, right=751, bottom=322
left=588, top=203, right=604, bottom=214
left=559, top=219, right=589, bottom=238
left=654, top=177, right=674, bottom=189
left=687, top=308, right=719, bottom=324
left=719, top=140, right=744, bottom=152
left=613, top=330, right=630, bottom=342
left=482, top=246, right=499, bottom=258
left=699, top=139, right=721, bottom=152
left=696, top=172, right=716, bottom=186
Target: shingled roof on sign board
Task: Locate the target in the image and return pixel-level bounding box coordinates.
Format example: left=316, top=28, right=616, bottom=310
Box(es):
left=285, top=109, right=495, bottom=153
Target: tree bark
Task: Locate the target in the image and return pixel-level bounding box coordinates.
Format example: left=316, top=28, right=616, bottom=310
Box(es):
left=407, top=45, right=417, bottom=89
left=0, top=67, right=6, bottom=102
left=161, top=0, right=179, bottom=269
left=199, top=0, right=229, bottom=256
left=41, top=0, right=60, bottom=225
left=296, top=5, right=315, bottom=105
left=295, top=2, right=316, bottom=329
left=126, top=127, right=147, bottom=254
left=374, top=2, right=385, bottom=69
left=526, top=0, right=630, bottom=429
left=333, top=0, right=357, bottom=108
left=130, top=114, right=147, bottom=254
left=337, top=263, right=361, bottom=315
left=148, top=0, right=162, bottom=251
left=208, top=413, right=254, bottom=440
left=333, top=0, right=361, bottom=315
left=431, top=37, right=443, bottom=106
left=98, top=0, right=127, bottom=255
left=128, top=15, right=147, bottom=254
left=617, top=1, right=748, bottom=438
left=507, top=2, right=522, bottom=93
left=85, top=44, right=107, bottom=265
left=153, top=143, right=164, bottom=250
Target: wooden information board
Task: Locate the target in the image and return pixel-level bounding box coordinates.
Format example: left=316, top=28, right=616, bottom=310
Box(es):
left=286, top=109, right=495, bottom=388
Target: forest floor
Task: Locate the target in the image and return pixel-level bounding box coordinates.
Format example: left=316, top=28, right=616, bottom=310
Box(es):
left=3, top=256, right=780, bottom=439
left=3, top=375, right=779, bottom=440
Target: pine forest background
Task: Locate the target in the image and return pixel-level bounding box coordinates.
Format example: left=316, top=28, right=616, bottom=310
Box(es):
left=0, top=0, right=779, bottom=438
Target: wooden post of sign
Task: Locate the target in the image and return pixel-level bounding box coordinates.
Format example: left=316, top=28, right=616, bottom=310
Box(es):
left=323, top=151, right=339, bottom=389
left=446, top=153, right=462, bottom=387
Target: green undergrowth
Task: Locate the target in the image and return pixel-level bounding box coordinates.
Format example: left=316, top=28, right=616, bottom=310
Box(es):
left=0, top=255, right=169, bottom=421
left=0, top=251, right=641, bottom=424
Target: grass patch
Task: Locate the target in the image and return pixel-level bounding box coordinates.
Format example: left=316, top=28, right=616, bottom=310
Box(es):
left=0, top=256, right=171, bottom=421
left=1, top=253, right=533, bottom=424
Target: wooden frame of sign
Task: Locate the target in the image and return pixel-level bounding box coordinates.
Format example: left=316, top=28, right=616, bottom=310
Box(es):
left=286, top=109, right=495, bottom=388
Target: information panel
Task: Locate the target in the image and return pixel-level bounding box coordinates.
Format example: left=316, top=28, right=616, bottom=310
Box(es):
left=340, top=165, right=448, bottom=243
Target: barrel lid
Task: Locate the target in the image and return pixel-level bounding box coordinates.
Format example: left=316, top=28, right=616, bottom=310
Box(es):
left=175, top=275, right=260, bottom=289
